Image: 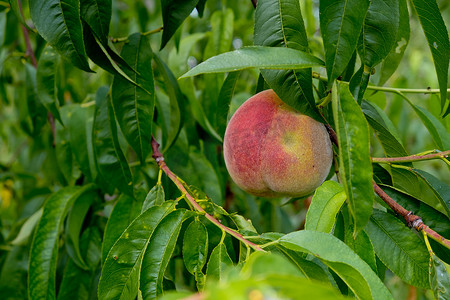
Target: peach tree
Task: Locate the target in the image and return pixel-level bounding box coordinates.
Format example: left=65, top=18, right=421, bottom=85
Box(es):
left=0, top=0, right=449, bottom=299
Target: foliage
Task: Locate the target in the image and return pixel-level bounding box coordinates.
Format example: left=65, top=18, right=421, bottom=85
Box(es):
left=0, top=0, right=449, bottom=299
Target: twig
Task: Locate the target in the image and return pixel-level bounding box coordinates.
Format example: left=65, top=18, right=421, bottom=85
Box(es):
left=325, top=124, right=338, bottom=147
left=373, top=182, right=450, bottom=250
left=372, top=150, right=450, bottom=164
left=312, top=72, right=449, bottom=94
left=17, top=0, right=37, bottom=67
left=111, top=27, right=163, bottom=43
left=151, top=137, right=264, bottom=252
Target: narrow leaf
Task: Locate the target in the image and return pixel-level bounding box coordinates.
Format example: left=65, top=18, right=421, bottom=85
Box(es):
left=98, top=202, right=175, bottom=300
left=140, top=209, right=192, bottom=299
left=160, top=0, right=199, bottom=50
left=102, top=194, right=144, bottom=264
left=180, top=47, right=324, bottom=78
left=216, top=71, right=240, bottom=138
left=142, top=183, right=165, bottom=212
left=413, top=169, right=450, bottom=218
left=80, top=0, right=112, bottom=45
left=183, top=220, right=208, bottom=275
left=112, top=33, right=155, bottom=163
left=332, top=83, right=373, bottom=236
left=93, top=87, right=133, bottom=196
left=206, top=243, right=233, bottom=281
left=36, top=45, right=62, bottom=123
left=410, top=0, right=449, bottom=113
left=254, top=0, right=321, bottom=121
left=279, top=230, right=394, bottom=300
left=28, top=184, right=96, bottom=300
left=365, top=209, right=430, bottom=288
left=305, top=181, right=346, bottom=233
left=358, top=0, right=399, bottom=68
left=319, top=0, right=370, bottom=84
left=29, top=0, right=91, bottom=72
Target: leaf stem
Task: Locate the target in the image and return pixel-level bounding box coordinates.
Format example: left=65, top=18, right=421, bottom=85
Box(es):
left=373, top=182, right=450, bottom=250
left=111, top=27, right=163, bottom=43
left=151, top=137, right=264, bottom=252
left=312, top=72, right=450, bottom=94
left=372, top=150, right=450, bottom=164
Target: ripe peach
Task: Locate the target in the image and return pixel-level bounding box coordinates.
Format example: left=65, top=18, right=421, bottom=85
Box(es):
left=223, top=89, right=333, bottom=197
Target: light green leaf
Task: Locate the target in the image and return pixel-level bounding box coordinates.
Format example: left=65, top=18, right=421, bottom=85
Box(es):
left=142, top=183, right=165, bottom=212
left=10, top=208, right=43, bottom=246
left=180, top=47, right=324, bottom=78
left=206, top=243, right=233, bottom=281
left=429, top=253, right=450, bottom=299
left=305, top=181, right=346, bottom=233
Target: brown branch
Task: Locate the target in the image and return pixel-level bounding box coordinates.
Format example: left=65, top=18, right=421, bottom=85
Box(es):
left=372, top=150, right=450, bottom=164
left=325, top=124, right=338, bottom=147
left=373, top=181, right=450, bottom=249
left=151, top=137, right=264, bottom=252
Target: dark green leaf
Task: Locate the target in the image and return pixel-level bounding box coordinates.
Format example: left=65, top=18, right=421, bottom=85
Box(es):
left=25, top=63, right=47, bottom=136
left=345, top=229, right=377, bottom=274
left=80, top=0, right=112, bottom=45
left=358, top=0, right=399, bottom=68
left=142, top=183, right=165, bottom=212
left=305, top=181, right=346, bottom=233
left=349, top=65, right=370, bottom=103
left=102, top=194, right=144, bottom=264
left=36, top=45, right=62, bottom=124
left=160, top=0, right=199, bottom=50
left=154, top=55, right=184, bottom=152
left=378, top=0, right=410, bottom=86
left=413, top=169, right=450, bottom=218
left=112, top=33, right=155, bottom=163
left=98, top=201, right=175, bottom=300
left=180, top=47, right=324, bottom=78
left=410, top=0, right=449, bottom=114
left=254, top=0, right=321, bottom=121
left=279, top=230, right=394, bottom=300
left=332, top=83, right=373, bottom=236
left=29, top=0, right=91, bottom=72
left=206, top=243, right=233, bottom=281
left=429, top=253, right=450, bottom=300
left=93, top=87, right=133, bottom=196
left=216, top=71, right=240, bottom=138
left=319, top=0, right=370, bottom=84
left=365, top=209, right=430, bottom=288
left=28, top=184, right=96, bottom=300
left=140, top=209, right=193, bottom=299
left=183, top=220, right=208, bottom=274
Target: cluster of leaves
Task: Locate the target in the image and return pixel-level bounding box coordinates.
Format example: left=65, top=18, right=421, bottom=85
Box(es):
left=0, top=0, right=449, bottom=299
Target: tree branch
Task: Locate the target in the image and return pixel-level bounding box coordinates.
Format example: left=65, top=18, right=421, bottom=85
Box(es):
left=372, top=150, right=450, bottom=164
left=17, top=0, right=37, bottom=67
left=151, top=137, right=264, bottom=252
left=373, top=181, right=450, bottom=250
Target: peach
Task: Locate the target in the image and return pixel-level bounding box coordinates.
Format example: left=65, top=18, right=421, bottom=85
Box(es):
left=223, top=89, right=333, bottom=197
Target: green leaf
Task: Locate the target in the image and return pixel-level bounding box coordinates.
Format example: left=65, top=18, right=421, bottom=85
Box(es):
left=112, top=33, right=155, bottom=163
left=345, top=229, right=378, bottom=274
left=142, top=183, right=165, bottom=212
left=98, top=201, right=175, bottom=300
left=305, top=181, right=346, bottom=233
left=101, top=194, right=144, bottom=264
left=29, top=0, right=91, bottom=72
left=362, top=100, right=409, bottom=158
left=358, top=0, right=399, bottom=68
left=332, top=83, right=373, bottom=236
left=154, top=55, right=184, bottom=152
left=140, top=209, right=193, bottom=299
left=80, top=0, right=111, bottom=45
left=28, top=184, right=96, bottom=300
left=410, top=0, right=449, bottom=114
left=319, top=0, right=370, bottom=84
left=36, top=45, right=62, bottom=124
left=206, top=243, right=233, bottom=281
left=24, top=63, right=47, bottom=136
left=413, top=169, right=450, bottom=218
left=57, top=227, right=102, bottom=300
left=365, top=209, right=430, bottom=288
left=10, top=208, right=43, bottom=246
left=183, top=220, right=208, bottom=275
left=180, top=47, right=324, bottom=78
left=204, top=9, right=234, bottom=60
left=349, top=65, right=370, bottom=103
left=377, top=0, right=410, bottom=86
left=67, top=104, right=97, bottom=181
left=65, top=191, right=95, bottom=270
left=429, top=253, right=450, bottom=300
left=278, top=230, right=394, bottom=300
left=216, top=71, right=240, bottom=138
left=254, top=0, right=321, bottom=121
left=241, top=251, right=306, bottom=279
left=0, top=10, right=5, bottom=47
left=160, top=0, right=199, bottom=50
left=93, top=86, right=133, bottom=196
